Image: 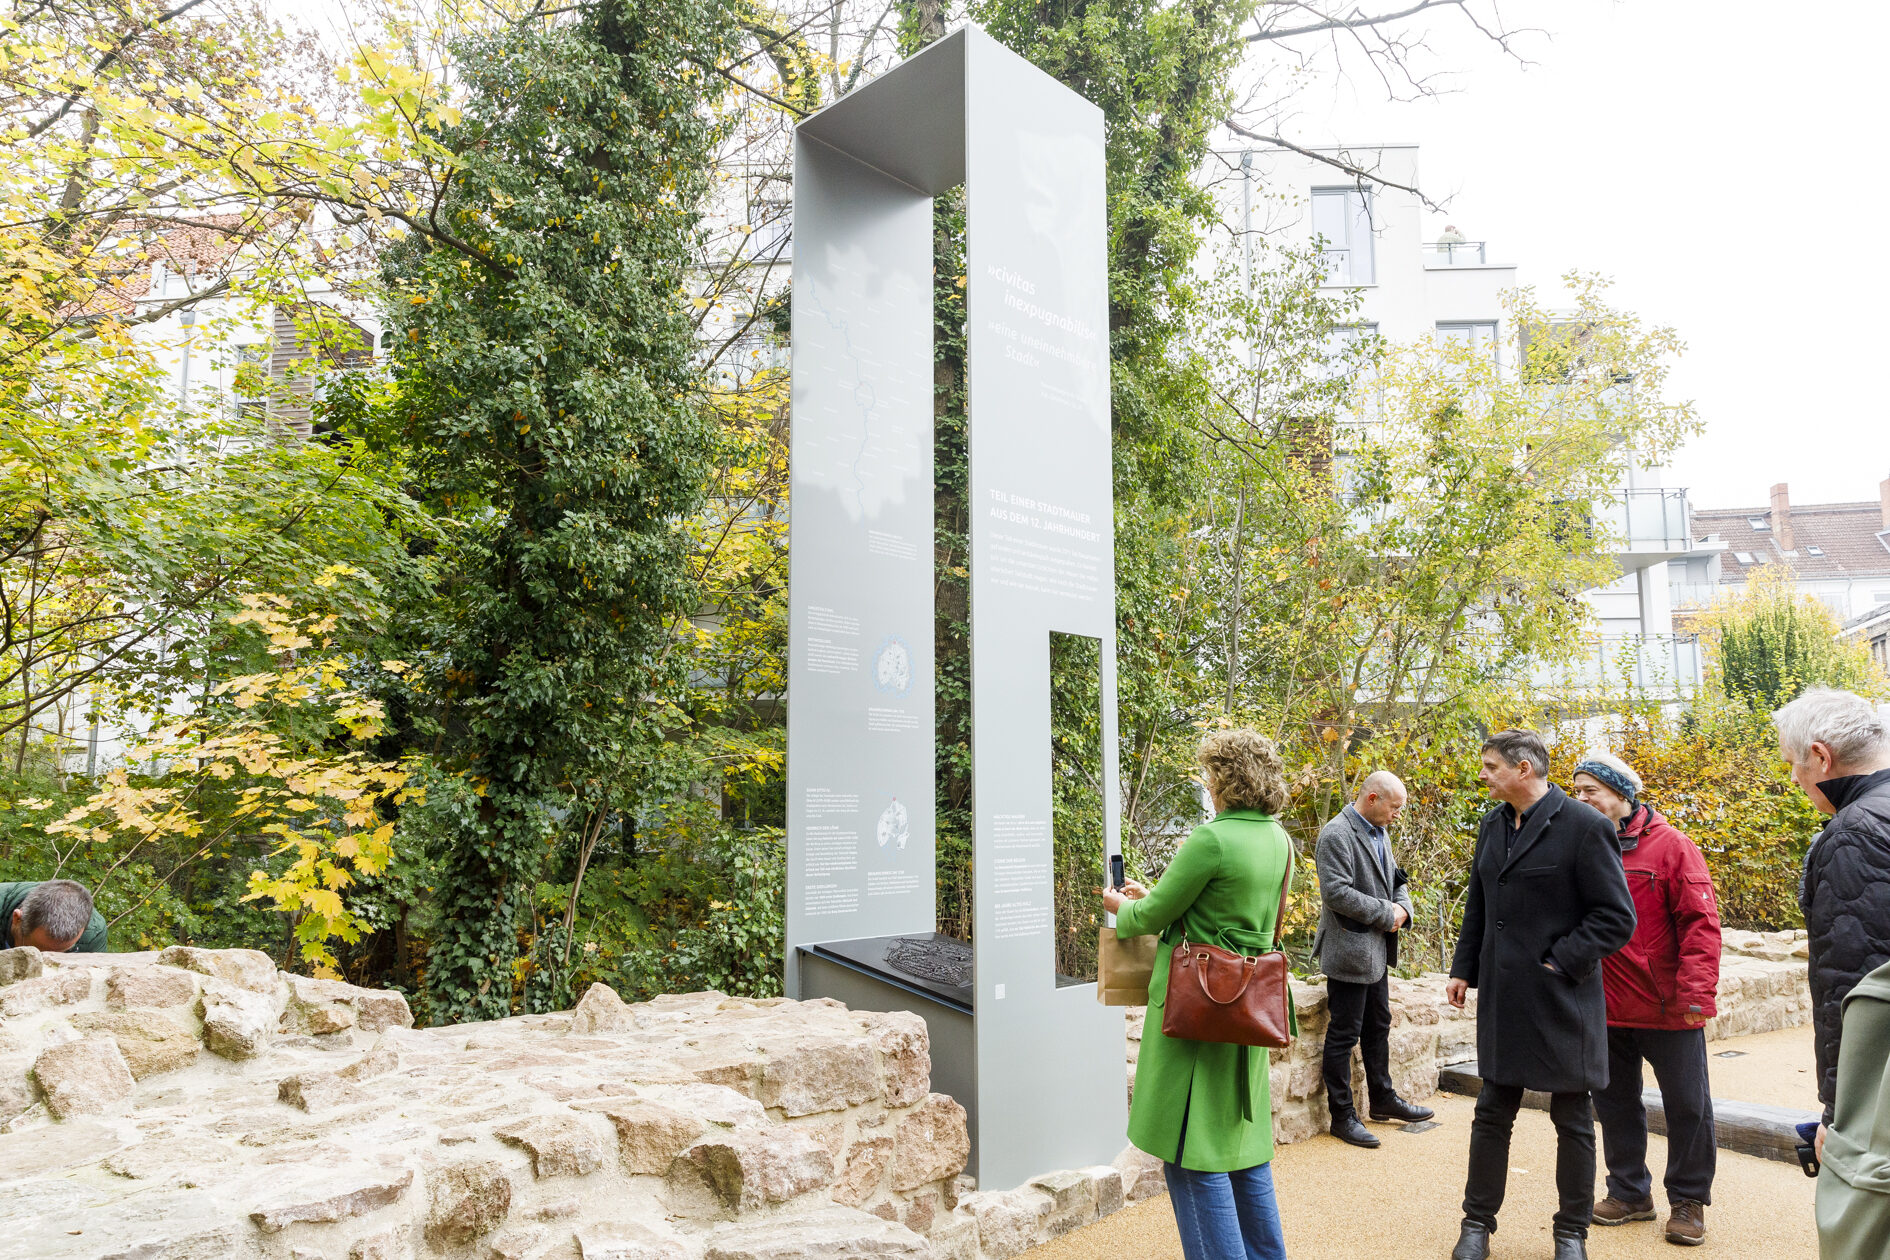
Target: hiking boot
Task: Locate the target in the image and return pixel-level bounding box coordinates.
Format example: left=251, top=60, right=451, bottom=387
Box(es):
left=1592, top=1195, right=1657, bottom=1225
left=1369, top=1094, right=1436, bottom=1123
left=1553, top=1235, right=1588, bottom=1260
left=1665, top=1200, right=1706, bottom=1246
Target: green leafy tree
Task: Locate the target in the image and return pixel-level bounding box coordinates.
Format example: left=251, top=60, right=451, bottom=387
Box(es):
left=1705, top=567, right=1886, bottom=710
left=356, top=0, right=737, bottom=1023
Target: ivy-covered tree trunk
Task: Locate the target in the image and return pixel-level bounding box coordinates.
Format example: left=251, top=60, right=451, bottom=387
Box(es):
left=372, top=0, right=736, bottom=1024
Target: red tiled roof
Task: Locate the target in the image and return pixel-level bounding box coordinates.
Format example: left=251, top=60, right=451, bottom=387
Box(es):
left=1693, top=501, right=1890, bottom=580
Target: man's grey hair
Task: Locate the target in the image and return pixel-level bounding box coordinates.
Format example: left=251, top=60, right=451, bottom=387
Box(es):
left=1576, top=749, right=1643, bottom=796
left=1773, top=688, right=1890, bottom=766
left=1482, top=729, right=1551, bottom=779
left=19, top=880, right=93, bottom=946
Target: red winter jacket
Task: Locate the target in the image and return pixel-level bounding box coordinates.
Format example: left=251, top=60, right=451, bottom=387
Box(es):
left=1601, top=806, right=1723, bottom=1029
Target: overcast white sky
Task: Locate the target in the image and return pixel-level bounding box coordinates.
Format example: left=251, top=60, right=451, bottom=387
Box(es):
left=1278, top=0, right=1889, bottom=512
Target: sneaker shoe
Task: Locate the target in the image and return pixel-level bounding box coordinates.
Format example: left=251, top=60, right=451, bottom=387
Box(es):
left=1592, top=1195, right=1656, bottom=1225
left=1665, top=1200, right=1706, bottom=1246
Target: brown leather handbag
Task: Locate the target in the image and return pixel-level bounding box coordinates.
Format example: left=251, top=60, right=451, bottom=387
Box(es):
left=1159, top=873, right=1295, bottom=1049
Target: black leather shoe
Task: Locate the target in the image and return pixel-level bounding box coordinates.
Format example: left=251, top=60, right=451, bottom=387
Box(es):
left=1330, top=1113, right=1380, bottom=1148
left=1552, top=1234, right=1588, bottom=1260
left=1450, top=1221, right=1491, bottom=1260
left=1369, top=1095, right=1436, bottom=1123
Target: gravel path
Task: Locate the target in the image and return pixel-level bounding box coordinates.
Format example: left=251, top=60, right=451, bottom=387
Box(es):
left=1025, top=1087, right=1818, bottom=1258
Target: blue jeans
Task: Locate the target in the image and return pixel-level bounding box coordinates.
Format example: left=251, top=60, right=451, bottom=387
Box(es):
left=1163, top=1161, right=1288, bottom=1260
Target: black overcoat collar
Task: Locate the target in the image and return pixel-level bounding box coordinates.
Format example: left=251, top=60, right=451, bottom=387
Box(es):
left=1489, top=783, right=1568, bottom=874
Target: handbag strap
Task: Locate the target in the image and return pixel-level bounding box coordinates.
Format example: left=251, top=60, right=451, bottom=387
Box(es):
left=1268, top=843, right=1291, bottom=951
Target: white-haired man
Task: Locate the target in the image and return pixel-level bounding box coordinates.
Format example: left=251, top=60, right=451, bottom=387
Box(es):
left=1773, top=688, right=1890, bottom=1255
left=1312, top=770, right=1434, bottom=1149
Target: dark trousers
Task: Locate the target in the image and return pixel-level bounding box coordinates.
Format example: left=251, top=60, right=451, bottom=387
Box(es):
left=1591, top=1026, right=1716, bottom=1206
left=1322, top=975, right=1395, bottom=1120
left=1462, top=1083, right=1596, bottom=1239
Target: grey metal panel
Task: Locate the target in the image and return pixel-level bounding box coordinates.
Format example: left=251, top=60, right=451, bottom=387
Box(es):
left=788, top=25, right=1125, bottom=1192
left=963, top=29, right=1125, bottom=1191
left=785, top=132, right=938, bottom=995
left=798, top=29, right=968, bottom=195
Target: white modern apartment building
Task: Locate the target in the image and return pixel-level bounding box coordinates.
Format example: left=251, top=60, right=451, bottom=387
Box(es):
left=1238, top=142, right=1720, bottom=701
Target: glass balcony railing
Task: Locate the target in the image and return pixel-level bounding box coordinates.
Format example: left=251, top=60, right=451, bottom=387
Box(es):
left=1423, top=240, right=1487, bottom=266
left=1532, top=633, right=1704, bottom=698
left=1669, top=582, right=1721, bottom=609
left=1599, top=488, right=1694, bottom=552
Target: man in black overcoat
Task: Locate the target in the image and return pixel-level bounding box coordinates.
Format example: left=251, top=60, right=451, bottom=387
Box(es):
left=1445, top=730, right=1636, bottom=1260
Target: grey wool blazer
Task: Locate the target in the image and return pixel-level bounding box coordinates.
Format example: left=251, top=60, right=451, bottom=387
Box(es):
left=1312, top=807, right=1415, bottom=985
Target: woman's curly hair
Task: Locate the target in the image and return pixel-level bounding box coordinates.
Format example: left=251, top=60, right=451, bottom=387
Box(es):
left=1197, top=728, right=1288, bottom=814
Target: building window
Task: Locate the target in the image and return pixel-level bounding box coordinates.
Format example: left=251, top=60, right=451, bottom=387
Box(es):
left=1735, top=551, right=1756, bottom=564
left=1807, top=545, right=1825, bottom=555
left=748, top=197, right=791, bottom=261
left=1311, top=188, right=1375, bottom=286
left=229, top=343, right=267, bottom=420
left=1437, top=320, right=1500, bottom=367
left=1747, top=517, right=1769, bottom=531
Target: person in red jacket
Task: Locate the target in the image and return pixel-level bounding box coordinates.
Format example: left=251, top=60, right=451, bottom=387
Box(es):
left=1571, top=751, right=1722, bottom=1248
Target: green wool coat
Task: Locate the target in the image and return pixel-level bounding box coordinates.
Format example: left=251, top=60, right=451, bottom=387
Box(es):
left=1113, top=808, right=1293, bottom=1172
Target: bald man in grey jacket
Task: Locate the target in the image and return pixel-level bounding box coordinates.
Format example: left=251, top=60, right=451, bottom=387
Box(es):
left=1314, top=771, right=1434, bottom=1147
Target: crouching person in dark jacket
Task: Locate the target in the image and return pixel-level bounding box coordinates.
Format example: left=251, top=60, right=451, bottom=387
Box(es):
left=1571, top=752, right=1722, bottom=1247
left=1771, top=687, right=1890, bottom=1235
left=1445, top=730, right=1637, bottom=1260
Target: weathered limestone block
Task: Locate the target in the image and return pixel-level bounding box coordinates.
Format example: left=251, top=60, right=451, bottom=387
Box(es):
left=278, top=1070, right=369, bottom=1113
left=286, top=972, right=413, bottom=1033
left=960, top=1188, right=1053, bottom=1260
left=571, top=982, right=639, bottom=1034
left=106, top=964, right=199, bottom=1010
left=1030, top=1168, right=1100, bottom=1239
left=703, top=1207, right=930, bottom=1260
left=495, top=1113, right=611, bottom=1179
left=339, top=1042, right=400, bottom=1082
left=1081, top=1164, right=1125, bottom=1218
left=834, top=1135, right=894, bottom=1207
left=0, top=967, right=91, bottom=1017
left=426, top=1158, right=514, bottom=1248
left=0, top=1057, right=38, bottom=1121
left=486, top=1225, right=547, bottom=1259
left=759, top=1034, right=881, bottom=1117
left=32, top=1036, right=134, bottom=1119
left=159, top=945, right=279, bottom=995
left=890, top=1093, right=970, bottom=1192
left=70, top=1010, right=200, bottom=1080
left=647, top=1082, right=768, bottom=1129
left=860, top=1011, right=930, bottom=1108
left=0, top=946, right=43, bottom=985
left=349, top=1225, right=412, bottom=1260
left=200, top=978, right=276, bottom=1060
left=579, top=1098, right=707, bottom=1175
left=249, top=1166, right=413, bottom=1231
left=1112, top=1145, right=1164, bottom=1202
left=927, top=1209, right=981, bottom=1260
left=576, top=1219, right=695, bottom=1260
left=103, top=1138, right=241, bottom=1182
left=671, top=1126, right=835, bottom=1213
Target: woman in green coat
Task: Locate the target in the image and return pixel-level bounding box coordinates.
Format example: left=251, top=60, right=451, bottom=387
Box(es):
left=1103, top=729, right=1293, bottom=1260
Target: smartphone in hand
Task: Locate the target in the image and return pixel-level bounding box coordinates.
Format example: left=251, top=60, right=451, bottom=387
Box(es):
left=1109, top=853, right=1126, bottom=890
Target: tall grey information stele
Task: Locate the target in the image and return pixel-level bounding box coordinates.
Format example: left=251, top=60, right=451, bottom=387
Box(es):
left=785, top=26, right=1126, bottom=1190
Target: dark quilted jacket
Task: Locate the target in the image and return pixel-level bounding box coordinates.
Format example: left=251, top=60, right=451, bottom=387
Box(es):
left=1801, top=768, right=1890, bottom=1124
